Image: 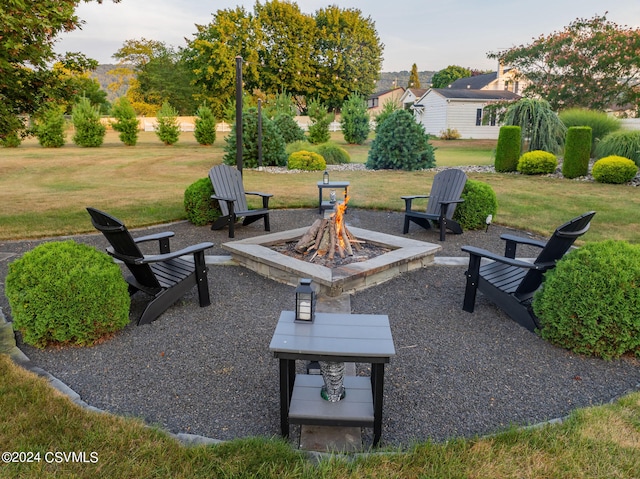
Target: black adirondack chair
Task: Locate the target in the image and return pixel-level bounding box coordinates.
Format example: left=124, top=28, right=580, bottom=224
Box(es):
left=209, top=164, right=273, bottom=238
left=461, top=211, right=596, bottom=332
left=87, top=207, right=214, bottom=326
left=401, top=168, right=467, bottom=241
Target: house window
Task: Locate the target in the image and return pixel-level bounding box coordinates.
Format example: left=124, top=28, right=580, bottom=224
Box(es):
left=475, top=108, right=482, bottom=126
left=490, top=111, right=496, bottom=126
left=514, top=81, right=520, bottom=94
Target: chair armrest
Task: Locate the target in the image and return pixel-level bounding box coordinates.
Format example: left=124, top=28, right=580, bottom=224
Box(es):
left=245, top=191, right=273, bottom=198
left=133, top=231, right=175, bottom=244
left=438, top=199, right=464, bottom=206
left=461, top=245, right=546, bottom=270
left=500, top=234, right=547, bottom=249
left=136, top=242, right=214, bottom=264
left=401, top=195, right=429, bottom=210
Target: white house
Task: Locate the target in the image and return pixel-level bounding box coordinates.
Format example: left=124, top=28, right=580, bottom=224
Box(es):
left=448, top=63, right=529, bottom=94
left=412, top=88, right=521, bottom=139
left=367, top=87, right=405, bottom=115
left=399, top=87, right=428, bottom=110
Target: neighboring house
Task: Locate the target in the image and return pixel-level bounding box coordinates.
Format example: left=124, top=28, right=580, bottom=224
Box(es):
left=448, top=63, right=529, bottom=95
left=367, top=87, right=405, bottom=116
left=400, top=88, right=428, bottom=110
left=412, top=88, right=521, bottom=139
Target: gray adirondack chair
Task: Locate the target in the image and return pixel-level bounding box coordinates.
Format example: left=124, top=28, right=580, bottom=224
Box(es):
left=209, top=164, right=273, bottom=238
left=401, top=168, right=467, bottom=241
left=87, top=207, right=214, bottom=325
left=461, top=211, right=596, bottom=331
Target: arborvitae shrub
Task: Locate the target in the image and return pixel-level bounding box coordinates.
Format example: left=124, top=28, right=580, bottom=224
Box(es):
left=494, top=126, right=521, bottom=172
left=223, top=107, right=287, bottom=168
left=558, top=108, right=620, bottom=155
left=591, top=156, right=638, bottom=184
left=110, top=97, right=139, bottom=146
left=316, top=143, right=350, bottom=164
left=184, top=177, right=220, bottom=226
left=33, top=104, right=66, bottom=148
left=155, top=101, right=180, bottom=145
left=307, top=99, right=331, bottom=145
left=533, top=240, right=640, bottom=359
left=340, top=93, right=370, bottom=145
left=287, top=150, right=326, bottom=171
left=595, top=130, right=640, bottom=167
left=194, top=104, right=217, bottom=146
left=5, top=240, right=130, bottom=348
left=72, top=97, right=106, bottom=147
left=517, top=150, right=558, bottom=175
left=452, top=179, right=498, bottom=230
left=366, top=109, right=435, bottom=171
left=562, top=126, right=592, bottom=178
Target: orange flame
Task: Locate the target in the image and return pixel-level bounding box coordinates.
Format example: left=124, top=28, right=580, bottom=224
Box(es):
left=333, top=196, right=350, bottom=247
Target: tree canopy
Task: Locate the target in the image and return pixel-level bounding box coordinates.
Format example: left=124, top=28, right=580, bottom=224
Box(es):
left=408, top=64, right=421, bottom=88
left=489, top=14, right=640, bottom=112
left=0, top=0, right=119, bottom=140
left=430, top=65, right=472, bottom=88
left=184, top=0, right=383, bottom=116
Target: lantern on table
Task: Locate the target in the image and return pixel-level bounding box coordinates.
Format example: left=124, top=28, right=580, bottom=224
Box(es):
left=295, top=278, right=315, bottom=322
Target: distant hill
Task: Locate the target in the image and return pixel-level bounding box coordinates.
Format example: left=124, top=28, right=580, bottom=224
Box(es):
left=376, top=71, right=434, bottom=93
left=90, top=64, right=128, bottom=101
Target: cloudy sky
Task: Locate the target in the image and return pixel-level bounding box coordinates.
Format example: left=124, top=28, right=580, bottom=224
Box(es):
left=55, top=0, right=640, bottom=72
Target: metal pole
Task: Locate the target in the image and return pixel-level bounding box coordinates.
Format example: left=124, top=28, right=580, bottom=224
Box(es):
left=235, top=56, right=243, bottom=175
left=257, top=99, right=263, bottom=170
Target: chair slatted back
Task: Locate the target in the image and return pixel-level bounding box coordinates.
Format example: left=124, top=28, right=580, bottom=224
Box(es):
left=209, top=165, right=249, bottom=216
left=425, top=169, right=467, bottom=218
left=86, top=207, right=160, bottom=289
left=515, top=211, right=596, bottom=297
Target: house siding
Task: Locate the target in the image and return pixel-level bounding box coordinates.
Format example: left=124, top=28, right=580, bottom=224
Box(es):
left=445, top=101, right=501, bottom=139
left=418, top=93, right=447, bottom=136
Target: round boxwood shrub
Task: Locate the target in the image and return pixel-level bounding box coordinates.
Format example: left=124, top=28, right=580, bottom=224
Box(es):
left=494, top=125, right=521, bottom=172
left=366, top=109, right=435, bottom=171
left=452, top=179, right=498, bottom=230
left=591, top=156, right=638, bottom=184
left=517, top=150, right=558, bottom=175
left=316, top=143, right=351, bottom=164
left=533, top=240, right=640, bottom=359
left=5, top=241, right=130, bottom=348
left=287, top=150, right=326, bottom=171
left=184, top=177, right=220, bottom=226
left=595, top=130, right=640, bottom=167
left=562, top=126, right=592, bottom=178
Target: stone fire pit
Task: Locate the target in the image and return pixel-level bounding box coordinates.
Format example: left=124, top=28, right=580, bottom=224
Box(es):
left=222, top=227, right=441, bottom=296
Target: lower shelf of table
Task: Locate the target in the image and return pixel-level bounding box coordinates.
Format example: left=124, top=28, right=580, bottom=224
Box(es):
left=288, top=374, right=374, bottom=427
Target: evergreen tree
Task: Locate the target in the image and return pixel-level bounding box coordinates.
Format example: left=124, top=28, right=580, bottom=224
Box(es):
left=71, top=97, right=106, bottom=147
left=155, top=101, right=180, bottom=145
left=110, top=97, right=139, bottom=146
left=194, top=103, right=217, bottom=146
left=307, top=99, right=331, bottom=144
left=408, top=64, right=421, bottom=88
left=340, top=94, right=370, bottom=145
left=33, top=104, right=66, bottom=148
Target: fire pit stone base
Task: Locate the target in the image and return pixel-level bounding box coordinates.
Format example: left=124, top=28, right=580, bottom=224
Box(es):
left=222, top=226, right=441, bottom=297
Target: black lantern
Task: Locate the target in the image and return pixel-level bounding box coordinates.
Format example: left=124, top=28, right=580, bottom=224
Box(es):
left=295, top=278, right=315, bottom=322
left=323, top=170, right=329, bottom=184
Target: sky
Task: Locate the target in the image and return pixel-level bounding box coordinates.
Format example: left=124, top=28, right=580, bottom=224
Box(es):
left=55, top=0, right=640, bottom=73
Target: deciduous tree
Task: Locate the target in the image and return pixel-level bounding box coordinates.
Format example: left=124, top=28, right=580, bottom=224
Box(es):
left=430, top=65, right=472, bottom=88
left=489, top=14, right=640, bottom=111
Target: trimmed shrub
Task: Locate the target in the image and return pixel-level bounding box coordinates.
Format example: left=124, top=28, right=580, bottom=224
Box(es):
left=366, top=109, right=436, bottom=171
left=184, top=177, right=220, bottom=226
left=452, top=179, right=498, bottom=230
left=316, top=143, right=351, bottom=165
left=340, top=93, right=370, bottom=145
left=273, top=113, right=306, bottom=144
left=494, top=126, right=521, bottom=172
left=559, top=108, right=620, bottom=154
left=155, top=101, right=180, bottom=145
left=595, top=130, right=640, bottom=167
left=194, top=104, right=217, bottom=146
left=5, top=240, right=130, bottom=348
left=110, top=97, right=139, bottom=146
left=533, top=240, right=640, bottom=359
left=287, top=150, right=326, bottom=171
left=224, top=107, right=287, bottom=168
left=517, top=150, right=558, bottom=175
left=72, top=97, right=106, bottom=147
left=591, top=156, right=638, bottom=184
left=33, top=104, right=67, bottom=148
left=562, top=126, right=592, bottom=178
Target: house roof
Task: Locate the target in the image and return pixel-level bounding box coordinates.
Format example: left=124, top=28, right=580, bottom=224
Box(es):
left=448, top=72, right=497, bottom=89
left=406, top=88, right=428, bottom=98
left=430, top=88, right=520, bottom=101
left=368, top=87, right=405, bottom=100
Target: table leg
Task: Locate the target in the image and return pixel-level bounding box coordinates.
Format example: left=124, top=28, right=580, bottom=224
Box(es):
left=278, top=359, right=295, bottom=438
left=318, top=187, right=323, bottom=214
left=371, top=363, right=385, bottom=447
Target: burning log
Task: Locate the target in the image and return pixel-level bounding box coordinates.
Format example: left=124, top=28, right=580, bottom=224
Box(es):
left=294, top=198, right=361, bottom=261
